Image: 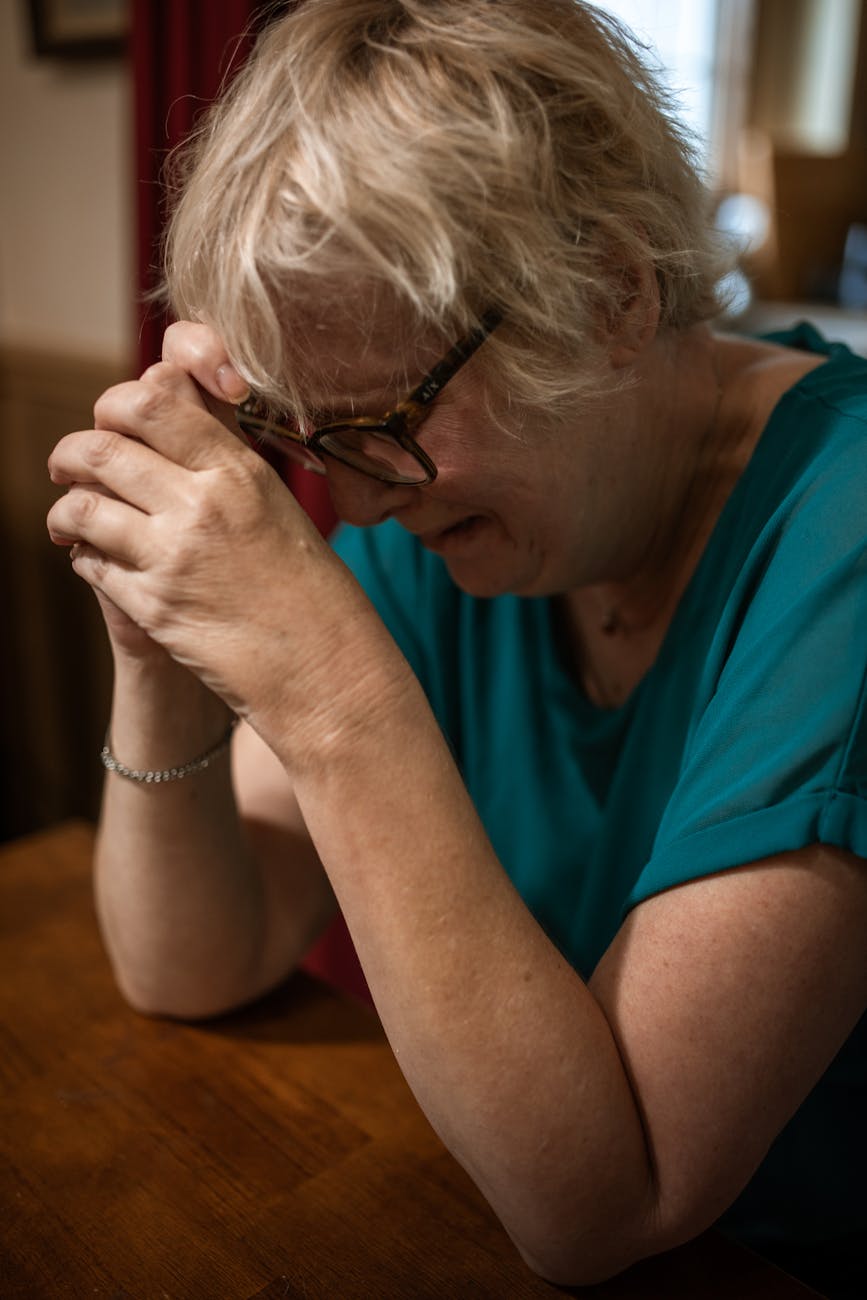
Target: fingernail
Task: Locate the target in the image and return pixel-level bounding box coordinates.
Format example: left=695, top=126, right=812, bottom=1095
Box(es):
left=217, top=365, right=251, bottom=403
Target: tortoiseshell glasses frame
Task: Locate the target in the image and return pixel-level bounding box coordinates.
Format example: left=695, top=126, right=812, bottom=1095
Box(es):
left=235, top=307, right=502, bottom=486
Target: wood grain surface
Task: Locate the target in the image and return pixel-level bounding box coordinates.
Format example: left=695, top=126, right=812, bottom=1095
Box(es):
left=0, top=822, right=824, bottom=1298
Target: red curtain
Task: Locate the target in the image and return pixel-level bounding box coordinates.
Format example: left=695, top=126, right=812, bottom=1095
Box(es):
left=132, top=1, right=369, bottom=1004
left=133, top=0, right=260, bottom=372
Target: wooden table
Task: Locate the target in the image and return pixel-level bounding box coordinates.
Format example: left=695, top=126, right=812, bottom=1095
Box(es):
left=0, top=822, right=824, bottom=1298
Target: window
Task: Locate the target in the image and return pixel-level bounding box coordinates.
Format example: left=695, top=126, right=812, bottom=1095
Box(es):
left=595, top=0, right=723, bottom=164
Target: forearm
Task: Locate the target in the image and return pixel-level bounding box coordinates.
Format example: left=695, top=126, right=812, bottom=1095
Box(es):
left=96, top=653, right=268, bottom=1018
left=285, top=670, right=658, bottom=1282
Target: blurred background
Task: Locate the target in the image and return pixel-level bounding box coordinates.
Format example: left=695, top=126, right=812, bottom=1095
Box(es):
left=2, top=0, right=866, bottom=846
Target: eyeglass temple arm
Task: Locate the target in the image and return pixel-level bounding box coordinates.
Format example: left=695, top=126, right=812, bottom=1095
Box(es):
left=406, top=307, right=503, bottom=409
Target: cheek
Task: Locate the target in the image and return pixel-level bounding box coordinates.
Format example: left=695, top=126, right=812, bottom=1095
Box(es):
left=421, top=408, right=483, bottom=470
left=425, top=412, right=537, bottom=494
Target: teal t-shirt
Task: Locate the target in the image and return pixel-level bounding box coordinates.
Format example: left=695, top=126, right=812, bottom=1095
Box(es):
left=332, top=325, right=867, bottom=1294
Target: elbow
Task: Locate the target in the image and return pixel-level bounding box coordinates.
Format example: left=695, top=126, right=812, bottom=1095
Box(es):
left=111, top=967, right=270, bottom=1022
left=515, top=1237, right=648, bottom=1289
left=503, top=1187, right=698, bottom=1288
left=102, top=936, right=297, bottom=1021
left=115, top=980, right=228, bottom=1022
left=515, top=1229, right=672, bottom=1289
left=511, top=1203, right=712, bottom=1289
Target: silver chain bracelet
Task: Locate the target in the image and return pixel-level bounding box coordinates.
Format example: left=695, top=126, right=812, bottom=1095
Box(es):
left=100, top=718, right=238, bottom=784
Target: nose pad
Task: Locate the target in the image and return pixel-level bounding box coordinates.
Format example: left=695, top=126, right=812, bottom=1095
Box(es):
left=324, top=456, right=416, bottom=527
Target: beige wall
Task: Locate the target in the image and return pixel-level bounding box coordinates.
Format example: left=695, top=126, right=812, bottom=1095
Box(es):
left=0, top=5, right=134, bottom=837
left=0, top=0, right=134, bottom=362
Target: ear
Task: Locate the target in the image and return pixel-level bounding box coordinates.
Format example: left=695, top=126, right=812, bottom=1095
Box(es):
left=601, top=252, right=661, bottom=369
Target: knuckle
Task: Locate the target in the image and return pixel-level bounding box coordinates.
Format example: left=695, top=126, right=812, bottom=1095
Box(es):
left=45, top=499, right=65, bottom=531
left=94, top=379, right=172, bottom=430
left=161, top=321, right=186, bottom=350
left=137, top=581, right=173, bottom=636
left=93, top=381, right=129, bottom=426
left=136, top=587, right=160, bottom=630
left=69, top=487, right=100, bottom=525
left=213, top=452, right=269, bottom=515
left=139, top=360, right=169, bottom=385
left=178, top=480, right=225, bottom=539
left=139, top=360, right=198, bottom=404
left=162, top=321, right=222, bottom=368
left=82, top=429, right=121, bottom=470
left=128, top=383, right=170, bottom=425
left=46, top=436, right=70, bottom=476
left=140, top=359, right=185, bottom=388
left=87, top=549, right=108, bottom=581
left=176, top=460, right=259, bottom=539
left=234, top=444, right=270, bottom=489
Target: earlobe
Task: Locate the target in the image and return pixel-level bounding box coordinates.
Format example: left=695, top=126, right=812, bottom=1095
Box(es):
left=604, top=255, right=661, bottom=369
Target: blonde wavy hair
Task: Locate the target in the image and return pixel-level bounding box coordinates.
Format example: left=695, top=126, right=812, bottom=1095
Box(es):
left=164, top=0, right=728, bottom=419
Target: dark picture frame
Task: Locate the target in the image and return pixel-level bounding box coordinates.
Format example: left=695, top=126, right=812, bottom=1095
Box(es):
left=28, top=0, right=129, bottom=59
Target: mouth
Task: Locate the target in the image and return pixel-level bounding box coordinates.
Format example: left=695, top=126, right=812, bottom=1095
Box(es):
left=417, top=515, right=488, bottom=554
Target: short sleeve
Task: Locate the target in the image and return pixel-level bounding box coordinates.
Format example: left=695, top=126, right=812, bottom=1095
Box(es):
left=628, top=419, right=867, bottom=908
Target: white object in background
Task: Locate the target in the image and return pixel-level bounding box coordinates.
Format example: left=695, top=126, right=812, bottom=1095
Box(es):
left=595, top=0, right=720, bottom=154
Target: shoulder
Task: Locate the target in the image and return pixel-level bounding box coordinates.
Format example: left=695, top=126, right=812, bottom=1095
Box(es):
left=751, top=343, right=866, bottom=581
left=719, top=328, right=867, bottom=584
left=716, top=325, right=866, bottom=463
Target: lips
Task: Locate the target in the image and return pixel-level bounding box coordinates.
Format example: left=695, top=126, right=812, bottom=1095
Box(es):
left=416, top=515, right=487, bottom=553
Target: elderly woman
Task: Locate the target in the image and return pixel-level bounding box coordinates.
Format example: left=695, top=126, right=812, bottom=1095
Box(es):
left=47, top=1, right=866, bottom=1294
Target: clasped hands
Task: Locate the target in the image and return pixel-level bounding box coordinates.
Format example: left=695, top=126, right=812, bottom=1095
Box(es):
left=46, top=323, right=353, bottom=730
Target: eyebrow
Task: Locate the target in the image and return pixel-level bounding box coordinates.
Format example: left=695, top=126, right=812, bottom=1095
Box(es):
left=291, top=308, right=501, bottom=424
left=301, top=370, right=423, bottom=423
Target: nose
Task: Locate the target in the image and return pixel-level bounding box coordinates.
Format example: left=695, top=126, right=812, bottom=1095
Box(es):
left=324, top=457, right=418, bottom=527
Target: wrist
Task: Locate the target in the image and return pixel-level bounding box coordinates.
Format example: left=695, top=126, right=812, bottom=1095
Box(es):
left=101, top=716, right=237, bottom=784
left=280, top=637, right=428, bottom=789
left=108, top=656, right=233, bottom=774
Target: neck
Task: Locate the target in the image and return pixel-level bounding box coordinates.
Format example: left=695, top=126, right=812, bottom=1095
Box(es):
left=558, top=326, right=828, bottom=708
left=559, top=328, right=741, bottom=706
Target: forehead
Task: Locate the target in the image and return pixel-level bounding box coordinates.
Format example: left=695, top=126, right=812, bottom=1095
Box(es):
left=285, top=295, right=446, bottom=410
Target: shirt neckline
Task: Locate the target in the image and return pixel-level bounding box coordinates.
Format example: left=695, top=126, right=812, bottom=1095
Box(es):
left=545, top=325, right=853, bottom=720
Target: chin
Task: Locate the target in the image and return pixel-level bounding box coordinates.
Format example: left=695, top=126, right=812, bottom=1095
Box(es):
left=443, top=557, right=547, bottom=600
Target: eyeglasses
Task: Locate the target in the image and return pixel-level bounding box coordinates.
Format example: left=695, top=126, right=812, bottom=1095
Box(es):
left=235, top=307, right=502, bottom=486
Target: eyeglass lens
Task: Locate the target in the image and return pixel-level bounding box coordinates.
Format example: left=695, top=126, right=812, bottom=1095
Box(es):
left=317, top=425, right=426, bottom=483
left=240, top=421, right=327, bottom=475
left=239, top=412, right=429, bottom=484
